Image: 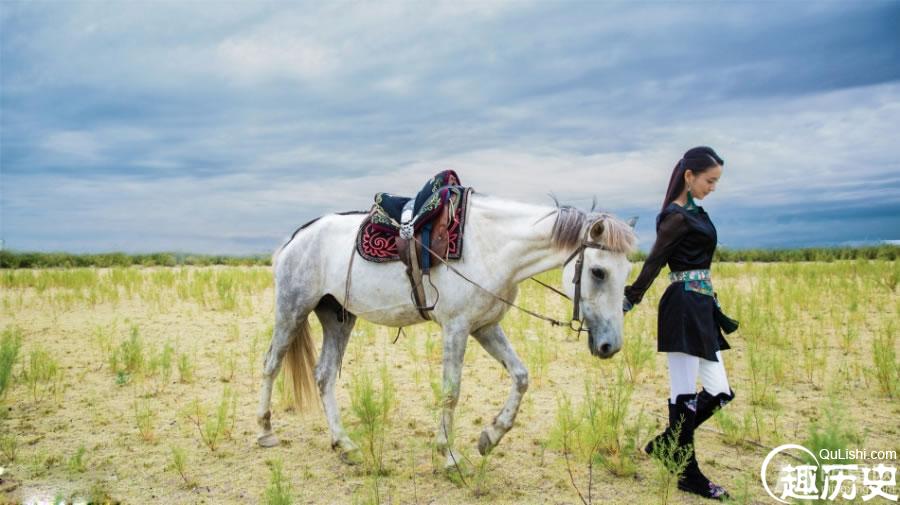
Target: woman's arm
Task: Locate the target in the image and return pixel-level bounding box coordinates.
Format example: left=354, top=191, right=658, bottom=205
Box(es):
left=624, top=211, right=690, bottom=309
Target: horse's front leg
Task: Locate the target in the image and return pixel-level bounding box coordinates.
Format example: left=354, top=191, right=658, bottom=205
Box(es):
left=471, top=323, right=529, bottom=455
left=435, top=323, right=470, bottom=471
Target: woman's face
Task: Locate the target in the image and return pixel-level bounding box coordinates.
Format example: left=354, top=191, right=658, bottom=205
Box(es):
left=685, top=164, right=723, bottom=200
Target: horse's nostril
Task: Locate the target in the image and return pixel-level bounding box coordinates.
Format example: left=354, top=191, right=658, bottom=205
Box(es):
left=600, top=343, right=611, bottom=354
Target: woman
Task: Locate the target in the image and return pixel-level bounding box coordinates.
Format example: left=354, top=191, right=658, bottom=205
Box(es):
left=623, top=146, right=738, bottom=500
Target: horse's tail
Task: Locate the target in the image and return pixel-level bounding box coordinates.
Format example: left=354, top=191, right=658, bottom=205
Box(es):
left=270, top=226, right=318, bottom=412
left=283, top=316, right=318, bottom=412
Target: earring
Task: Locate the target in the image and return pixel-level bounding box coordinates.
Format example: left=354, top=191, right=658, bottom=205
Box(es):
left=686, top=183, right=698, bottom=211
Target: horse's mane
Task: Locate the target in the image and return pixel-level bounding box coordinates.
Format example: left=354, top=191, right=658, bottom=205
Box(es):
left=469, top=191, right=636, bottom=254
left=548, top=200, right=637, bottom=254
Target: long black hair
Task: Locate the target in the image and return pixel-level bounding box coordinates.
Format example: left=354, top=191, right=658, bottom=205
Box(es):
left=661, top=146, right=724, bottom=212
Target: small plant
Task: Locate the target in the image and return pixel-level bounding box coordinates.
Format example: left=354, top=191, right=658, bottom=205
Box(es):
left=648, top=422, right=690, bottom=505
left=108, top=324, right=145, bottom=382
left=186, top=386, right=237, bottom=451
left=548, top=366, right=637, bottom=505
left=217, top=348, right=237, bottom=383
left=115, top=370, right=131, bottom=386
left=178, top=352, right=195, bottom=383
left=424, top=333, right=440, bottom=363
left=148, top=342, right=175, bottom=388
left=748, top=341, right=779, bottom=407
left=0, top=326, right=23, bottom=400
left=263, top=458, right=293, bottom=505
left=67, top=445, right=87, bottom=473
left=349, top=364, right=395, bottom=476
left=621, top=328, right=655, bottom=382
left=169, top=446, right=196, bottom=488
left=0, top=433, right=18, bottom=462
left=428, top=369, right=442, bottom=408
left=524, top=335, right=550, bottom=387
left=119, top=325, right=145, bottom=375
left=134, top=400, right=157, bottom=443
left=403, top=330, right=422, bottom=385
left=713, top=408, right=753, bottom=447
left=93, top=324, right=113, bottom=367
left=472, top=453, right=493, bottom=498
left=219, top=385, right=238, bottom=440
left=803, top=397, right=860, bottom=494
left=22, top=346, right=62, bottom=402
left=226, top=322, right=240, bottom=342
left=87, top=480, right=114, bottom=504
left=872, top=321, right=898, bottom=398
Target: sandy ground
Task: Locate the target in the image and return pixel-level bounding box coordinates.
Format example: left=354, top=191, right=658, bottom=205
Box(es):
left=0, top=262, right=898, bottom=504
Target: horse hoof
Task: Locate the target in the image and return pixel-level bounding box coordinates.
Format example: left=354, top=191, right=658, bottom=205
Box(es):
left=478, top=431, right=494, bottom=456
left=444, top=456, right=473, bottom=477
left=258, top=434, right=280, bottom=448
left=339, top=448, right=363, bottom=466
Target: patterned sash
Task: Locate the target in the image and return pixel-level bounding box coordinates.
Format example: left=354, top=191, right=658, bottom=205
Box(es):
left=669, top=269, right=714, bottom=296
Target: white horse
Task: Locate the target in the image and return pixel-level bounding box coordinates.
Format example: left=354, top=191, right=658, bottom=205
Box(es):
left=256, top=191, right=637, bottom=469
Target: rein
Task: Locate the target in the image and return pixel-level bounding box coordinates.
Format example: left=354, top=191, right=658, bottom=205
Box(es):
left=413, top=236, right=570, bottom=328
left=413, top=226, right=612, bottom=334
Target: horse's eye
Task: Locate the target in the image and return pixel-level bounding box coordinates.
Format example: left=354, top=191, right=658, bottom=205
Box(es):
left=591, top=268, right=606, bottom=281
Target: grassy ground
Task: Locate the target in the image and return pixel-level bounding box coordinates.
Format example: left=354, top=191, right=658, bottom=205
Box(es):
left=0, top=261, right=897, bottom=504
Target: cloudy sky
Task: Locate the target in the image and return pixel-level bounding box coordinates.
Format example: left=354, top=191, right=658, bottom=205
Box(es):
left=2, top=1, right=898, bottom=254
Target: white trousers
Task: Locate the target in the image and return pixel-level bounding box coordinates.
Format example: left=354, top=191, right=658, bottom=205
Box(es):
left=667, top=351, right=731, bottom=403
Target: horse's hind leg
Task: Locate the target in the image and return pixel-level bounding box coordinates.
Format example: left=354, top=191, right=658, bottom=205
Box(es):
left=313, top=295, right=361, bottom=464
left=256, top=292, right=317, bottom=447
left=472, top=323, right=529, bottom=455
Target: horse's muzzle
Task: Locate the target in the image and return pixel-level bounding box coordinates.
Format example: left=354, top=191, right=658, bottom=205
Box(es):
left=588, top=328, right=619, bottom=359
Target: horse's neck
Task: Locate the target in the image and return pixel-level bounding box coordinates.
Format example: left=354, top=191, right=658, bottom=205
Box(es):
left=470, top=195, right=576, bottom=284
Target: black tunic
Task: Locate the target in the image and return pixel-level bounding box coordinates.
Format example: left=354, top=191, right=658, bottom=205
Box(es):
left=624, top=202, right=730, bottom=362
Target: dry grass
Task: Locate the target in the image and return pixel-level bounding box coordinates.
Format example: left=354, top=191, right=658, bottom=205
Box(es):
left=0, top=262, right=897, bottom=504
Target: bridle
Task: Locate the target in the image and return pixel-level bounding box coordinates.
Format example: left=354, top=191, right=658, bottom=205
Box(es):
left=559, top=223, right=613, bottom=333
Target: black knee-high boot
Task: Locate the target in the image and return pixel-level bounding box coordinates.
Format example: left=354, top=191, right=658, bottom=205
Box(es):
left=646, top=393, right=728, bottom=500
left=645, top=388, right=735, bottom=456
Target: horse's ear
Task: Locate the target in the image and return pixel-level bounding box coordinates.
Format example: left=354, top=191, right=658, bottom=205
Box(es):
left=626, top=216, right=638, bottom=229
left=589, top=219, right=605, bottom=242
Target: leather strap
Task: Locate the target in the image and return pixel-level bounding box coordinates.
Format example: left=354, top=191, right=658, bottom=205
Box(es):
left=403, top=231, right=434, bottom=320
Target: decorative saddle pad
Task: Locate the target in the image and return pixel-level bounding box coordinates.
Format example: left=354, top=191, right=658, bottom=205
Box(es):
left=356, top=170, right=471, bottom=263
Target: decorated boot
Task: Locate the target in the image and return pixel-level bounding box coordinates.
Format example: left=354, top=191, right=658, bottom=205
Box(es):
left=646, top=393, right=728, bottom=500
left=644, top=388, right=735, bottom=456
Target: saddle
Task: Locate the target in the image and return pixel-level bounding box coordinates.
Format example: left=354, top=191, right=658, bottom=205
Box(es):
left=356, top=170, right=472, bottom=319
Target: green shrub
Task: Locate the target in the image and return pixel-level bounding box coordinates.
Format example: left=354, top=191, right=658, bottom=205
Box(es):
left=178, top=353, right=195, bottom=383
left=350, top=364, right=395, bottom=475
left=0, top=433, right=18, bottom=462
left=133, top=400, right=157, bottom=443
left=0, top=326, right=23, bottom=399
left=186, top=386, right=237, bottom=451
left=872, top=322, right=898, bottom=398
left=22, top=346, right=62, bottom=402
left=169, top=446, right=195, bottom=488
left=263, top=459, right=293, bottom=505
left=67, top=445, right=87, bottom=473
